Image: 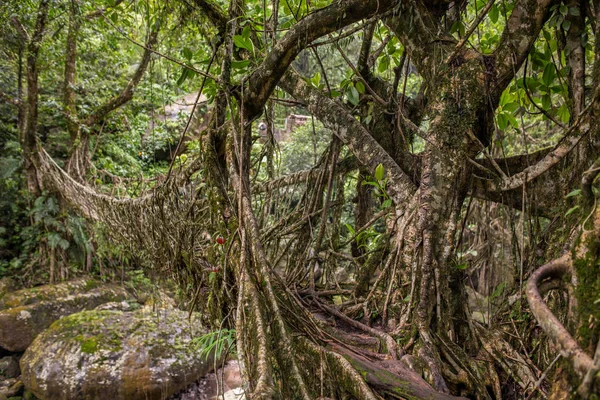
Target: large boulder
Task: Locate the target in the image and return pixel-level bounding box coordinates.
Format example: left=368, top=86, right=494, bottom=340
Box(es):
left=0, top=279, right=129, bottom=352
left=0, top=278, right=18, bottom=300
left=21, top=308, right=218, bottom=400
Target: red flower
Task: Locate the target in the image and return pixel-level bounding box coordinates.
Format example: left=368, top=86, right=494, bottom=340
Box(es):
left=216, top=236, right=226, bottom=245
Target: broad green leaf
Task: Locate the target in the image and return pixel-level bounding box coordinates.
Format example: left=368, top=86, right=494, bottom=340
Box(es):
left=233, top=35, right=253, bottom=51
left=378, top=55, right=390, bottom=73
left=542, top=94, right=552, bottom=110
left=347, top=86, right=359, bottom=106
left=543, top=63, right=556, bottom=86
left=503, top=102, right=520, bottom=113
left=497, top=113, right=508, bottom=130
left=489, top=4, right=499, bottom=23
left=355, top=81, right=365, bottom=94
left=565, top=189, right=581, bottom=198
left=242, top=25, right=251, bottom=39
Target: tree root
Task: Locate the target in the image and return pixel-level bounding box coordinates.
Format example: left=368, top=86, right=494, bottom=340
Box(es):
left=298, top=336, right=468, bottom=400
left=526, top=255, right=594, bottom=377
left=477, top=325, right=540, bottom=395
left=314, top=298, right=403, bottom=360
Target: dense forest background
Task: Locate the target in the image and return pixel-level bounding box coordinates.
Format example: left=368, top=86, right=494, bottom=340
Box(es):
left=2, top=0, right=600, bottom=398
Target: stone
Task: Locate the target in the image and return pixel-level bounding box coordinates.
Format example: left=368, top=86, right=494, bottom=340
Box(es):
left=94, top=300, right=141, bottom=312
left=0, top=279, right=18, bottom=300
left=21, top=308, right=219, bottom=400
left=0, top=357, right=19, bottom=379
left=0, top=380, right=23, bottom=398
left=0, top=279, right=129, bottom=352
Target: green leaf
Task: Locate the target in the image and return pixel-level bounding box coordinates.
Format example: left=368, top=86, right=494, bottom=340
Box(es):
left=542, top=94, right=552, bottom=110
left=231, top=60, right=250, bottom=69
left=569, top=7, right=580, bottom=16
left=362, top=180, right=380, bottom=187
left=562, top=19, right=571, bottom=31
left=242, top=25, right=251, bottom=39
left=346, top=86, right=359, bottom=106
left=507, top=114, right=519, bottom=129
left=182, top=47, right=193, bottom=61
left=558, top=104, right=571, bottom=123
left=375, top=163, right=385, bottom=181
left=176, top=68, right=190, bottom=86
left=233, top=35, right=253, bottom=51
left=311, top=72, right=321, bottom=87
left=489, top=4, right=499, bottom=23
left=345, top=223, right=355, bottom=236
left=497, top=113, right=508, bottom=130
left=456, top=263, right=469, bottom=270
left=378, top=55, right=390, bottom=73
left=565, top=189, right=582, bottom=198
left=559, top=4, right=568, bottom=15
left=355, top=81, right=365, bottom=94
left=502, top=102, right=520, bottom=113
left=382, top=199, right=392, bottom=209
left=565, top=205, right=580, bottom=216
left=543, top=63, right=556, bottom=86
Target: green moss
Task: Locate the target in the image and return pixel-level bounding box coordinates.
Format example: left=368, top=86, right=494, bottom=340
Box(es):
left=572, top=234, right=600, bottom=351
left=80, top=337, right=99, bottom=354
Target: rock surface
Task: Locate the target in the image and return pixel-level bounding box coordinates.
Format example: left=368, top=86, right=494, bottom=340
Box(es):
left=0, top=279, right=129, bottom=352
left=0, top=357, right=19, bottom=379
left=0, top=278, right=18, bottom=300
left=21, top=308, right=217, bottom=400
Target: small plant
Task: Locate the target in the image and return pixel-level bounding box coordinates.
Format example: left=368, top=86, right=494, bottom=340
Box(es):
left=362, top=163, right=392, bottom=210
left=192, top=329, right=236, bottom=359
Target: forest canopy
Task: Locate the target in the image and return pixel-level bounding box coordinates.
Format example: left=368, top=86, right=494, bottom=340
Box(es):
left=2, top=0, right=600, bottom=398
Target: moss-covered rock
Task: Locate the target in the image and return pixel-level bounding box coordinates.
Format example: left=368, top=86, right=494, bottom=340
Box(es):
left=0, top=279, right=102, bottom=311
left=0, top=356, right=20, bottom=379
left=20, top=309, right=217, bottom=400
left=0, top=280, right=129, bottom=352
left=0, top=279, right=18, bottom=301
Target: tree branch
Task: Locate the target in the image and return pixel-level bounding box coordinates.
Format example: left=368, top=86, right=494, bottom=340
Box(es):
left=279, top=70, right=417, bottom=206
left=243, top=0, right=398, bottom=120
left=493, top=0, right=556, bottom=98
